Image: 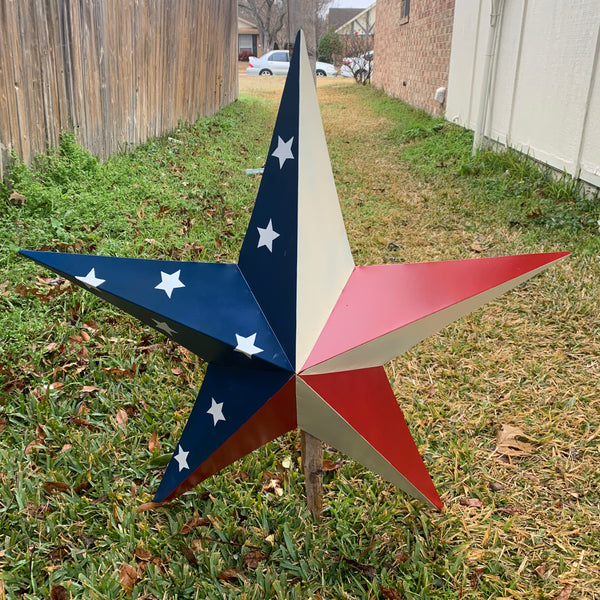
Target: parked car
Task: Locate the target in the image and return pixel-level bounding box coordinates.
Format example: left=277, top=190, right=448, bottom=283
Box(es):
left=340, top=50, right=373, bottom=80
left=246, top=50, right=337, bottom=77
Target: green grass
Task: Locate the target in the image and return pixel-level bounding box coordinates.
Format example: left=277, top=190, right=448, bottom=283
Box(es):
left=1, top=82, right=598, bottom=599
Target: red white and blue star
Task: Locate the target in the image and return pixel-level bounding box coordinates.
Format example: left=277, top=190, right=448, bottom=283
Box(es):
left=21, top=31, right=568, bottom=509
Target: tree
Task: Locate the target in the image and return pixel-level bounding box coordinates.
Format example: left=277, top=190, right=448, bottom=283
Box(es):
left=317, top=27, right=343, bottom=63
left=239, top=0, right=288, bottom=53
left=341, top=32, right=373, bottom=85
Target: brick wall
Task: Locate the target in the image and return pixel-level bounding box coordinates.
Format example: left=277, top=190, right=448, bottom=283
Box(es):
left=373, top=0, right=455, bottom=116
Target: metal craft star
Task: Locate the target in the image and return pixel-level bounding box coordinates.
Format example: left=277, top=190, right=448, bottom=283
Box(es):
left=20, top=32, right=567, bottom=509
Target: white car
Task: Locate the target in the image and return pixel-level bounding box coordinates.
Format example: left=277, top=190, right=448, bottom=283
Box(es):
left=246, top=50, right=337, bottom=77
left=340, top=50, right=373, bottom=80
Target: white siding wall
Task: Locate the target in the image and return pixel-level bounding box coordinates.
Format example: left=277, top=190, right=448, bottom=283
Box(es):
left=446, top=0, right=600, bottom=187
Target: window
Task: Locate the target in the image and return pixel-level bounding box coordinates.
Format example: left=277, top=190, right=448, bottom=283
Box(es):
left=270, top=51, right=289, bottom=62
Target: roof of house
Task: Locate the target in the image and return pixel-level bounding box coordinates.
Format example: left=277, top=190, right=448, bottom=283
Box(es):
left=238, top=16, right=259, bottom=35
left=327, top=8, right=363, bottom=31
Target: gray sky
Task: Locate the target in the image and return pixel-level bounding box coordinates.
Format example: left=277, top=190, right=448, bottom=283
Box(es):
left=329, top=0, right=374, bottom=8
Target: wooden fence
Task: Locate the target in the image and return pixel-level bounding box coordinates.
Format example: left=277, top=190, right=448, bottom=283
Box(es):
left=0, top=0, right=238, bottom=177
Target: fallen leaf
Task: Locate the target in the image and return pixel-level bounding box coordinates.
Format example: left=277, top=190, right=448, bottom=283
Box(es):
left=494, top=424, right=535, bottom=457
left=148, top=431, right=161, bottom=452
left=43, top=481, right=70, bottom=494
left=60, top=444, right=73, bottom=453
left=460, top=498, right=485, bottom=509
left=73, top=481, right=91, bottom=495
left=25, top=437, right=45, bottom=455
left=119, top=563, right=138, bottom=593
left=262, top=478, right=284, bottom=497
left=470, top=241, right=483, bottom=253
left=69, top=417, right=98, bottom=430
left=9, top=190, right=26, bottom=205
left=534, top=563, right=547, bottom=578
left=341, top=557, right=377, bottom=578
left=218, top=568, right=247, bottom=583
left=180, top=545, right=198, bottom=567
left=136, top=501, right=160, bottom=513
left=116, top=408, right=129, bottom=428
left=49, top=585, right=68, bottom=600
left=322, top=459, right=343, bottom=472
left=243, top=550, right=267, bottom=569
left=49, top=381, right=64, bottom=390
left=80, top=385, right=105, bottom=394
left=134, top=547, right=152, bottom=562
left=47, top=546, right=70, bottom=561
left=180, top=516, right=210, bottom=534
left=393, top=553, right=409, bottom=565
left=554, top=584, right=573, bottom=600
left=379, top=585, right=402, bottom=599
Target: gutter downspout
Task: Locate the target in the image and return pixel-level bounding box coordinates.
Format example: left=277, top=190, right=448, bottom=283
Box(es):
left=472, top=0, right=505, bottom=155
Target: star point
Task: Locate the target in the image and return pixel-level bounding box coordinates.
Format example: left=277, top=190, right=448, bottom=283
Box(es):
left=257, top=219, right=280, bottom=252
left=234, top=333, right=263, bottom=358
left=271, top=136, right=294, bottom=169
left=155, top=270, right=185, bottom=298
left=75, top=268, right=105, bottom=288
left=207, top=398, right=225, bottom=426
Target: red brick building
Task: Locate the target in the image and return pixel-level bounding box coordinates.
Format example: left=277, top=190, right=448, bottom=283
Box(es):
left=373, top=0, right=455, bottom=116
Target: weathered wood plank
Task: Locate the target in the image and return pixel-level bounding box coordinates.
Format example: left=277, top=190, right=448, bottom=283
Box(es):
left=0, top=0, right=238, bottom=177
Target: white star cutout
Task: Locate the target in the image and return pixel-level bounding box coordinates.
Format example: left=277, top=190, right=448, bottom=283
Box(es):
left=155, top=270, right=185, bottom=298
left=207, top=398, right=225, bottom=426
left=234, top=333, right=264, bottom=358
left=75, top=268, right=105, bottom=288
left=271, top=136, right=294, bottom=169
left=153, top=319, right=177, bottom=336
left=257, top=219, right=280, bottom=252
left=174, top=445, right=189, bottom=471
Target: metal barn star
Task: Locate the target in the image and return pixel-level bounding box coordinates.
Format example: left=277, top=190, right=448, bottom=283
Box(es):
left=21, top=32, right=567, bottom=510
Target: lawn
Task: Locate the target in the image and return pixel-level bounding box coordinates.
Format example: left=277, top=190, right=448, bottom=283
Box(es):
left=0, top=74, right=598, bottom=599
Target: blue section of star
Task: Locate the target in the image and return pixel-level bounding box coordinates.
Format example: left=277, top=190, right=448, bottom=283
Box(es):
left=154, top=363, right=293, bottom=503
left=19, top=251, right=292, bottom=372
left=238, top=41, right=301, bottom=369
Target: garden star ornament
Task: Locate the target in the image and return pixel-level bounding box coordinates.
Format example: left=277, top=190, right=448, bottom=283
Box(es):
left=21, top=32, right=567, bottom=510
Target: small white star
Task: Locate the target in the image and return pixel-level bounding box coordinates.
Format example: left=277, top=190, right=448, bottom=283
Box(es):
left=75, top=268, right=105, bottom=288
left=153, top=319, right=177, bottom=336
left=257, top=219, right=280, bottom=252
left=207, top=398, right=226, bottom=426
left=271, top=136, right=294, bottom=169
left=174, top=445, right=189, bottom=471
left=155, top=270, right=185, bottom=298
left=234, top=333, right=264, bottom=358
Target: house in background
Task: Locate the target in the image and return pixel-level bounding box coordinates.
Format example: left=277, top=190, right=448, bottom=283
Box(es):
left=238, top=16, right=260, bottom=57
left=335, top=4, right=376, bottom=57
left=446, top=1, right=600, bottom=188
left=373, top=0, right=455, bottom=116
left=373, top=0, right=600, bottom=189
left=327, top=7, right=363, bottom=31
